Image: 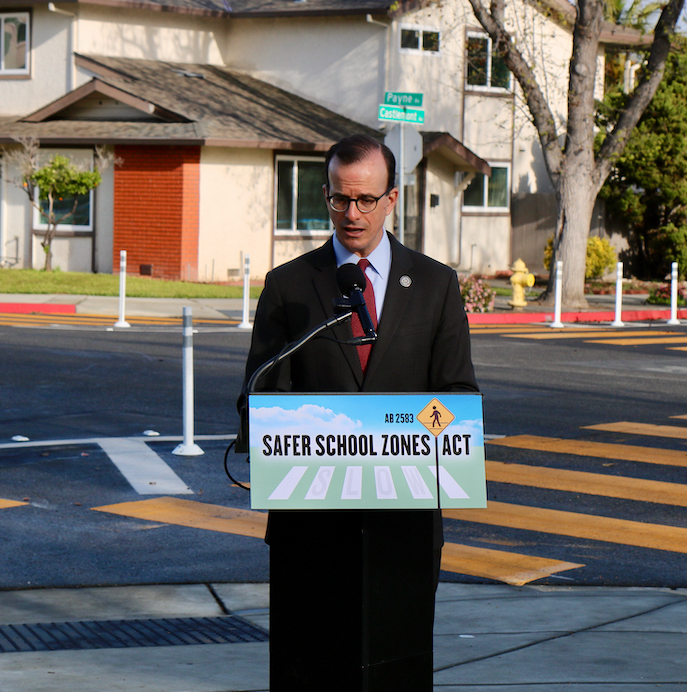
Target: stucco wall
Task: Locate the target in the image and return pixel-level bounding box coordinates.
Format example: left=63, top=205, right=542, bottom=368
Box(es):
left=0, top=151, right=31, bottom=269
left=222, top=16, right=387, bottom=130
left=273, top=237, right=330, bottom=270
left=459, top=213, right=511, bottom=275
left=94, top=152, right=114, bottom=274
left=423, top=154, right=459, bottom=266
left=32, top=234, right=92, bottom=272
left=77, top=5, right=226, bottom=66
left=198, top=147, right=273, bottom=282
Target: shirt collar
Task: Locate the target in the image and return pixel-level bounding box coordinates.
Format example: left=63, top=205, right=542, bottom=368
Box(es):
left=332, top=230, right=391, bottom=280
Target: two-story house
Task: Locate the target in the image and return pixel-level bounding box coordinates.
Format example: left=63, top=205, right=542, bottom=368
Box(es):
left=0, top=0, right=640, bottom=280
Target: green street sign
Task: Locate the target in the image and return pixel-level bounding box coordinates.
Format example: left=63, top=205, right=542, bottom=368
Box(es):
left=378, top=104, right=425, bottom=124
left=384, top=92, right=423, bottom=107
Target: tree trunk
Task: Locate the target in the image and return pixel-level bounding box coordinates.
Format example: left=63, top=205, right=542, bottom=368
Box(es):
left=42, top=231, right=53, bottom=271
left=541, top=175, right=596, bottom=308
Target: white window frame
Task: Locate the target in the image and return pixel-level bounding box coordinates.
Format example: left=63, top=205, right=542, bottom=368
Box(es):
left=462, top=163, right=511, bottom=212
left=32, top=152, right=95, bottom=233
left=274, top=155, right=332, bottom=237
left=1, top=12, right=30, bottom=76
left=399, top=24, right=441, bottom=56
left=465, top=31, right=511, bottom=92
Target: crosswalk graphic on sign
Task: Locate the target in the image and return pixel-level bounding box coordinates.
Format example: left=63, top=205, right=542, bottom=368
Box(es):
left=267, top=465, right=469, bottom=502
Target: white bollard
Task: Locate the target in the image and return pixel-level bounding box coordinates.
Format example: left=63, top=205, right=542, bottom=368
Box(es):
left=611, top=261, right=624, bottom=327
left=238, top=253, right=253, bottom=330
left=551, top=260, right=564, bottom=328
left=114, top=250, right=131, bottom=328
left=667, top=261, right=681, bottom=326
left=172, top=307, right=204, bottom=456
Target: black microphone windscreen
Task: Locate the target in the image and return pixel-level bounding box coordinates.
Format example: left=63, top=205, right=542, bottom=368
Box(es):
left=336, top=263, right=366, bottom=296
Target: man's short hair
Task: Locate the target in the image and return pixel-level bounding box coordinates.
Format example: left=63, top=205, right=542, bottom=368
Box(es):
left=325, top=134, right=396, bottom=191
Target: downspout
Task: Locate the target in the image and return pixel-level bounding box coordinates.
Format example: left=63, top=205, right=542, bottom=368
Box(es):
left=365, top=14, right=391, bottom=112
left=48, top=3, right=77, bottom=92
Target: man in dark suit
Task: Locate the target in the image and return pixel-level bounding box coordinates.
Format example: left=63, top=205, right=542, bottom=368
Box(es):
left=239, top=134, right=478, bottom=691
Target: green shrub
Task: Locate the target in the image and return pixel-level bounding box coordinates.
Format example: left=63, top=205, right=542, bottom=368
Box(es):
left=544, top=235, right=617, bottom=280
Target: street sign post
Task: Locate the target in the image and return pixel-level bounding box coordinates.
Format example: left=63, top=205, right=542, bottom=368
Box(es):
left=379, top=93, right=425, bottom=245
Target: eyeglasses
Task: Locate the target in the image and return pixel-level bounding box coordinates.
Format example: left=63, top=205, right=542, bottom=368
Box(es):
left=326, top=186, right=393, bottom=213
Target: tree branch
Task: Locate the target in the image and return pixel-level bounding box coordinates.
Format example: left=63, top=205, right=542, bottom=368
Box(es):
left=595, top=0, right=685, bottom=189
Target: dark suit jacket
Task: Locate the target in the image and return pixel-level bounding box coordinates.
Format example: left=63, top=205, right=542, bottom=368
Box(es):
left=240, top=232, right=478, bottom=401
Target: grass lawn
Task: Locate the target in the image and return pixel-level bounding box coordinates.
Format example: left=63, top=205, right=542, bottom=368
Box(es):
left=0, top=269, right=263, bottom=299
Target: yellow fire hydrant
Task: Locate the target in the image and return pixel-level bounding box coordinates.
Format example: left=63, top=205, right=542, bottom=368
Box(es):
left=508, top=258, right=535, bottom=308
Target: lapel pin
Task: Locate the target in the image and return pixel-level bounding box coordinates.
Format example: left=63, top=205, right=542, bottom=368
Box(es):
left=399, top=275, right=412, bottom=288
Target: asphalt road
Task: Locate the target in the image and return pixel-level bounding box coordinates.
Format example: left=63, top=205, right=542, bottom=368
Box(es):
left=1, top=321, right=686, bottom=589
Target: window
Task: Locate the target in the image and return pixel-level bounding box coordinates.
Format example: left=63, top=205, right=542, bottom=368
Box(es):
left=1, top=12, right=30, bottom=75
left=400, top=26, right=440, bottom=54
left=35, top=193, right=93, bottom=231
left=463, top=165, right=510, bottom=211
left=466, top=32, right=510, bottom=90
left=275, top=156, right=331, bottom=235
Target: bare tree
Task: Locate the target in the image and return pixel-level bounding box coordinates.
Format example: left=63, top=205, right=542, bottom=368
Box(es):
left=468, top=0, right=684, bottom=306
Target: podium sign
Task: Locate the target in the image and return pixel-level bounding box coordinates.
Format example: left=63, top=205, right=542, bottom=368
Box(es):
left=249, top=393, right=486, bottom=510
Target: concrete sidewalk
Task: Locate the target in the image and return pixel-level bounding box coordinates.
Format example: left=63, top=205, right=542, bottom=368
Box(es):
left=1, top=582, right=686, bottom=690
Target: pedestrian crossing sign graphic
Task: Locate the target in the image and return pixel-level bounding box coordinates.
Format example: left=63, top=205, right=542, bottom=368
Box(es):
left=248, top=392, right=486, bottom=510
left=417, top=398, right=455, bottom=436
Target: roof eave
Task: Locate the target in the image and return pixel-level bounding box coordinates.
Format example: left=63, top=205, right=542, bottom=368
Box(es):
left=422, top=132, right=491, bottom=176
left=47, top=0, right=393, bottom=20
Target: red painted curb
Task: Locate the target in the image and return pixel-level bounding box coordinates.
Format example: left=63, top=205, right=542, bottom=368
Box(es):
left=468, top=308, right=687, bottom=325
left=0, top=303, right=77, bottom=315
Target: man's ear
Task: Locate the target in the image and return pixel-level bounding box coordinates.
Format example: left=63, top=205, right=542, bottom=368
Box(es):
left=385, top=187, right=399, bottom=216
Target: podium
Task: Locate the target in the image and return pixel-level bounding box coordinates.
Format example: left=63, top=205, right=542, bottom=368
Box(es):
left=249, top=392, right=486, bottom=691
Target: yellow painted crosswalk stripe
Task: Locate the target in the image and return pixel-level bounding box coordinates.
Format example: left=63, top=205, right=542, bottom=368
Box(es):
left=0, top=498, right=28, bottom=509
left=583, top=421, right=687, bottom=440
left=504, top=330, right=677, bottom=340
left=486, top=460, right=687, bottom=506
left=439, top=542, right=583, bottom=586
left=93, top=497, right=584, bottom=585
left=93, top=497, right=268, bottom=537
left=0, top=313, right=238, bottom=326
left=444, top=501, right=687, bottom=553
left=586, top=336, right=687, bottom=345
left=488, top=434, right=687, bottom=468
left=470, top=325, right=552, bottom=332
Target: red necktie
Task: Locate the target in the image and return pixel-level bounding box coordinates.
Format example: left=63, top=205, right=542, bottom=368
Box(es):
left=351, top=258, right=378, bottom=373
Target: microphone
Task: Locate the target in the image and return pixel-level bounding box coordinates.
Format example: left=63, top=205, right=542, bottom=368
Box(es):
left=335, top=263, right=377, bottom=343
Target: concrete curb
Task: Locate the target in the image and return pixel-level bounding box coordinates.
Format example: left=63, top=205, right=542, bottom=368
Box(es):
left=0, top=302, right=76, bottom=314
left=468, top=307, right=687, bottom=325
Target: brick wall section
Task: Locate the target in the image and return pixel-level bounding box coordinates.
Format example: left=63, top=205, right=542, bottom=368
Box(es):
left=113, top=145, right=201, bottom=280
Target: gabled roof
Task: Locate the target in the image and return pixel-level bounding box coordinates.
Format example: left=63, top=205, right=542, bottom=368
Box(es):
left=1, top=53, right=489, bottom=171
left=1, top=54, right=378, bottom=149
